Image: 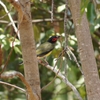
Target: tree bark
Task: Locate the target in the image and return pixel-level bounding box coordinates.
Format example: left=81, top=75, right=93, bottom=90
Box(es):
left=7, top=0, right=41, bottom=100
left=18, top=1, right=41, bottom=100
left=0, top=44, right=2, bottom=66
left=68, top=0, right=100, bottom=100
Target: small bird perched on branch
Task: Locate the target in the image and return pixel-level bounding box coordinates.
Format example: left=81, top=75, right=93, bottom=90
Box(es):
left=19, top=35, right=60, bottom=65
left=36, top=35, right=60, bottom=58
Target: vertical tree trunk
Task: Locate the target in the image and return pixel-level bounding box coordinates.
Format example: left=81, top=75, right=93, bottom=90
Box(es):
left=10, top=0, right=41, bottom=100
left=68, top=0, right=100, bottom=100
left=19, top=1, right=41, bottom=100
left=0, top=44, right=2, bottom=66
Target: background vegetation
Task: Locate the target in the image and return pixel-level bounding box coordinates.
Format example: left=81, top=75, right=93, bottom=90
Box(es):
left=0, top=0, right=100, bottom=100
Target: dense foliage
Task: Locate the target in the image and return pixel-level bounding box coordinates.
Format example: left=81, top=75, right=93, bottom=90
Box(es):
left=0, top=0, right=100, bottom=100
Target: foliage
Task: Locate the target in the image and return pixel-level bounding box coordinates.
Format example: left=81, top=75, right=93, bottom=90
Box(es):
left=0, top=0, right=100, bottom=100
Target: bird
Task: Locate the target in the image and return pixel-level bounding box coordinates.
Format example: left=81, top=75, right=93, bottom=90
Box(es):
left=36, top=35, right=60, bottom=58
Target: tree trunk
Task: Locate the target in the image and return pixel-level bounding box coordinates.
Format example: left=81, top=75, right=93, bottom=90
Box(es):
left=68, top=0, right=100, bottom=100
left=17, top=0, right=41, bottom=100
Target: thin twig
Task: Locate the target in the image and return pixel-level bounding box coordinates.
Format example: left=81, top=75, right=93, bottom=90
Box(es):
left=0, top=18, right=63, bottom=25
left=64, top=0, right=69, bottom=45
left=39, top=61, right=83, bottom=100
left=51, top=0, right=54, bottom=23
left=64, top=0, right=69, bottom=78
left=0, top=81, right=26, bottom=92
left=1, top=71, right=37, bottom=100
left=66, top=46, right=83, bottom=74
left=0, top=12, right=21, bottom=74
left=0, top=0, right=23, bottom=74
left=42, top=75, right=57, bottom=91
left=0, top=0, right=20, bottom=39
left=41, top=55, right=64, bottom=91
left=0, top=34, right=17, bottom=75
left=63, top=0, right=83, bottom=75
left=0, top=6, right=13, bottom=19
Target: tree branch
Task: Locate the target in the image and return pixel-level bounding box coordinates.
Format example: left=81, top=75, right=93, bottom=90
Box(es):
left=0, top=18, right=63, bottom=24
left=6, top=0, right=41, bottom=99
left=0, top=71, right=37, bottom=100
left=0, top=0, right=20, bottom=39
left=39, top=60, right=83, bottom=100
left=0, top=81, right=26, bottom=92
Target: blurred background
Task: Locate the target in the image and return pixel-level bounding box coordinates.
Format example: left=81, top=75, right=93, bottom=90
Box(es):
left=0, top=0, right=100, bottom=100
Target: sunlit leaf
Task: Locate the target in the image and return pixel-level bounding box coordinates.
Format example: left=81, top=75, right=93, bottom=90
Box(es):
left=81, top=0, right=89, bottom=15
left=57, top=4, right=65, bottom=13
left=14, top=46, right=22, bottom=55
left=0, top=28, right=4, bottom=33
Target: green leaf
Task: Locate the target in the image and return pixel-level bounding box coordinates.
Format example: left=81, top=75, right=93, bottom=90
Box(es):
left=33, top=25, right=40, bottom=42
left=14, top=46, right=22, bottom=55
left=81, top=0, right=89, bottom=15
left=57, top=4, right=65, bottom=13
left=87, top=2, right=96, bottom=24
left=0, top=28, right=4, bottom=33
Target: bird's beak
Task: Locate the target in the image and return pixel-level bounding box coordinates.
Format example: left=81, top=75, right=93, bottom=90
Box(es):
left=57, top=36, right=61, bottom=39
